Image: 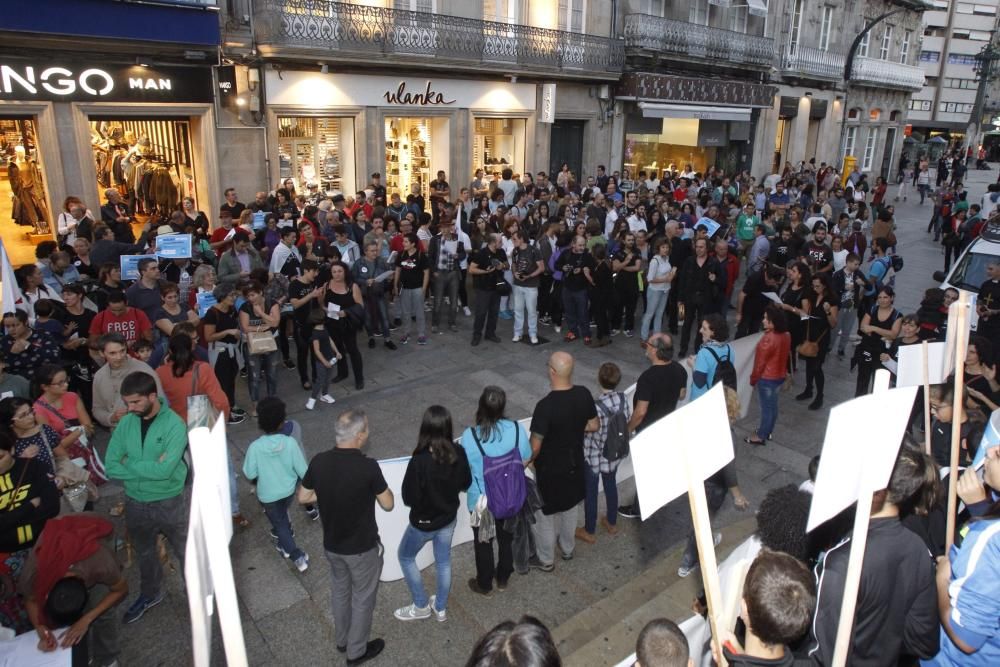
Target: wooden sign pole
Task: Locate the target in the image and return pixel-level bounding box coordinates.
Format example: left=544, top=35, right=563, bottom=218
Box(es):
left=922, top=340, right=932, bottom=456
left=831, top=371, right=891, bottom=667
left=683, top=442, right=727, bottom=667
left=946, top=292, right=972, bottom=552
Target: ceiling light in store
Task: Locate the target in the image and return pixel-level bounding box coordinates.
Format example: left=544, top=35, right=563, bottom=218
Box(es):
left=135, top=57, right=153, bottom=67
left=320, top=64, right=329, bottom=74
left=236, top=97, right=247, bottom=107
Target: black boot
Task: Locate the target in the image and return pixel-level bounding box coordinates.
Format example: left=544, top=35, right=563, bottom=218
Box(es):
left=795, top=389, right=813, bottom=401
left=808, top=395, right=824, bottom=411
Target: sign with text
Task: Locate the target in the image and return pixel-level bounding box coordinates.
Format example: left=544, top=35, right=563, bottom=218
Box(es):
left=156, top=233, right=193, bottom=259
left=0, top=63, right=214, bottom=103
left=120, top=254, right=158, bottom=281
left=540, top=83, right=556, bottom=123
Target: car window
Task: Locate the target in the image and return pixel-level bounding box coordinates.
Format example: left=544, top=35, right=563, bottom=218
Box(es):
left=950, top=250, right=993, bottom=291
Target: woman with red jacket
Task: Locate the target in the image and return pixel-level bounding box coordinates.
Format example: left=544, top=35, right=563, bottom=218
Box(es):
left=746, top=304, right=791, bottom=446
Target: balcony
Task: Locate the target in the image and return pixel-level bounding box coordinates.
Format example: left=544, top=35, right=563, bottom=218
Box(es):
left=253, top=0, right=624, bottom=78
left=850, top=57, right=925, bottom=91
left=778, top=45, right=845, bottom=82
left=623, top=14, right=773, bottom=70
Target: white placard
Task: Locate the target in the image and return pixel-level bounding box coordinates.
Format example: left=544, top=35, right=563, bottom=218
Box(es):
left=630, top=384, right=734, bottom=520
left=806, top=385, right=919, bottom=532
left=0, top=630, right=71, bottom=667
left=326, top=302, right=341, bottom=319
left=896, top=341, right=947, bottom=387
left=762, top=291, right=782, bottom=304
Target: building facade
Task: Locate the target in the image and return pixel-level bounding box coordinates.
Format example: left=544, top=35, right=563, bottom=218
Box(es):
left=0, top=0, right=222, bottom=266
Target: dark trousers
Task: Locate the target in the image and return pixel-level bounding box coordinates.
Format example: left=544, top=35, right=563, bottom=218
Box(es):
left=213, top=348, right=239, bottom=409
left=292, top=319, right=314, bottom=385
left=538, top=273, right=554, bottom=318
left=549, top=279, right=564, bottom=325
left=472, top=524, right=514, bottom=592
left=328, top=322, right=363, bottom=384
left=667, top=286, right=680, bottom=333
left=804, top=349, right=828, bottom=396
left=735, top=314, right=763, bottom=339
left=944, top=240, right=960, bottom=272
left=473, top=288, right=500, bottom=339
left=679, top=301, right=710, bottom=355
left=562, top=287, right=590, bottom=338
left=362, top=293, right=390, bottom=338
left=125, top=494, right=188, bottom=599
left=855, top=359, right=877, bottom=396
left=680, top=476, right=728, bottom=569
left=591, top=290, right=613, bottom=338
left=458, top=268, right=469, bottom=308
left=612, top=284, right=639, bottom=331
left=275, top=312, right=293, bottom=361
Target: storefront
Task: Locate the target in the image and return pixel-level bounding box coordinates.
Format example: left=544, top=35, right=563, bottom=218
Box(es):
left=0, top=60, right=216, bottom=265
left=264, top=70, right=536, bottom=201
left=615, top=73, right=777, bottom=180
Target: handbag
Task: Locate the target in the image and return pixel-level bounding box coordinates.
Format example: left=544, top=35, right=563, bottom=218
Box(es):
left=496, top=278, right=512, bottom=297
left=796, top=314, right=827, bottom=358
left=247, top=330, right=278, bottom=355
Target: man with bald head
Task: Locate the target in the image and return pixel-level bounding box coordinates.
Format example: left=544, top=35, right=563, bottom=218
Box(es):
left=528, top=352, right=600, bottom=570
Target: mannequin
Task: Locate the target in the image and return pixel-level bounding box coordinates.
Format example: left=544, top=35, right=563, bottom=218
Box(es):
left=8, top=145, right=50, bottom=234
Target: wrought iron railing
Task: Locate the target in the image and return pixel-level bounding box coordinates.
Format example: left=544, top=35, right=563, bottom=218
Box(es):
left=851, top=56, right=926, bottom=91
left=254, top=0, right=624, bottom=73
left=778, top=45, right=845, bottom=81
left=622, top=13, right=773, bottom=69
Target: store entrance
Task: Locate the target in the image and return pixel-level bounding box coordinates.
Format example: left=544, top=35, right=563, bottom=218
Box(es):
left=385, top=117, right=449, bottom=204
left=0, top=117, right=52, bottom=266
left=549, top=120, right=584, bottom=186
left=89, top=118, right=196, bottom=228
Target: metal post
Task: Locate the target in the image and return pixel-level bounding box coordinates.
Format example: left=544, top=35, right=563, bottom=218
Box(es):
left=967, top=39, right=1000, bottom=154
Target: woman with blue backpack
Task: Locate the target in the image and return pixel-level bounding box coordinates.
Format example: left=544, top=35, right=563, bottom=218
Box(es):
left=394, top=405, right=472, bottom=622
left=459, top=386, right=532, bottom=597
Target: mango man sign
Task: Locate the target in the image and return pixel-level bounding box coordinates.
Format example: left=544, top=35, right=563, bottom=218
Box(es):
left=0, top=63, right=214, bottom=102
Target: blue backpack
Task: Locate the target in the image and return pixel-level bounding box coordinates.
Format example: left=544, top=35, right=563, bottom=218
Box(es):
left=472, top=423, right=527, bottom=520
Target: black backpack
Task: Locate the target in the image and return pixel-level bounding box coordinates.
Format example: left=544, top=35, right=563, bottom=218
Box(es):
left=890, top=255, right=904, bottom=272
left=706, top=345, right=737, bottom=391
left=598, top=392, right=630, bottom=461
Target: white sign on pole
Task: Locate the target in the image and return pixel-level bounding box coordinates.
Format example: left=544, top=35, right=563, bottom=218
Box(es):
left=896, top=341, right=947, bottom=387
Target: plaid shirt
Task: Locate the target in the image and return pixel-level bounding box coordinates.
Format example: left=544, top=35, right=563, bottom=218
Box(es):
left=583, top=391, right=630, bottom=474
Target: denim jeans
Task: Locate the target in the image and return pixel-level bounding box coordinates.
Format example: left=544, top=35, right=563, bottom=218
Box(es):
left=246, top=348, right=278, bottom=403
left=756, top=377, right=784, bottom=440
left=640, top=288, right=668, bottom=340
left=583, top=466, right=618, bottom=534
left=397, top=519, right=456, bottom=610
left=363, top=292, right=391, bottom=338
left=562, top=287, right=590, bottom=338
left=262, top=494, right=304, bottom=560
left=834, top=306, right=858, bottom=354
left=512, top=284, right=539, bottom=337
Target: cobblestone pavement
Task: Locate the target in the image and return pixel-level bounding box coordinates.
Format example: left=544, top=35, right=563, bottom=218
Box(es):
left=96, top=166, right=989, bottom=666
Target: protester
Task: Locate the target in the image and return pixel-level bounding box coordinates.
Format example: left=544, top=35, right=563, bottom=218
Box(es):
left=394, top=405, right=471, bottom=621
left=91, top=333, right=164, bottom=430
left=465, top=616, right=561, bottom=667
left=797, top=273, right=839, bottom=411
left=746, top=305, right=790, bottom=445
left=855, top=286, right=902, bottom=396
left=579, top=362, right=629, bottom=543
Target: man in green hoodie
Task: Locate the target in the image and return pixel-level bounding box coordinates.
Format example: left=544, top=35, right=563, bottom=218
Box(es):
left=105, top=371, right=188, bottom=625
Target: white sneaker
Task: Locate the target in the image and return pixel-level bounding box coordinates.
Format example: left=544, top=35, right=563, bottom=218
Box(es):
left=320, top=394, right=336, bottom=404
left=428, top=595, right=446, bottom=622
left=512, top=335, right=522, bottom=343
left=463, top=306, right=472, bottom=317
left=554, top=325, right=562, bottom=333
left=530, top=336, right=539, bottom=345
left=393, top=602, right=432, bottom=621
left=305, top=398, right=316, bottom=410
left=714, top=531, right=722, bottom=547
left=294, top=553, right=309, bottom=572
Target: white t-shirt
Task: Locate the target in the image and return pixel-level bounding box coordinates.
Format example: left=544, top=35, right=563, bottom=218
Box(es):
left=498, top=179, right=518, bottom=206
left=646, top=255, right=673, bottom=292
left=832, top=248, right=849, bottom=272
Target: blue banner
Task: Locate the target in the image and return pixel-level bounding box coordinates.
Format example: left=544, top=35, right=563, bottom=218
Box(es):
left=120, top=255, right=158, bottom=281
left=157, top=234, right=193, bottom=259
left=196, top=291, right=218, bottom=318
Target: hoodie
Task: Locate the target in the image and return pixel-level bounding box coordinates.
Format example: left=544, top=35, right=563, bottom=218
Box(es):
left=243, top=433, right=308, bottom=503
left=401, top=448, right=472, bottom=531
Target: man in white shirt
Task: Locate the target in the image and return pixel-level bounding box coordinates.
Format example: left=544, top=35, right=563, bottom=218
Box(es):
left=269, top=227, right=302, bottom=278
left=498, top=167, right=518, bottom=206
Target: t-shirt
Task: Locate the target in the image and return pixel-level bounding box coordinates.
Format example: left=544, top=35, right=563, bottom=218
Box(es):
left=302, top=447, right=388, bottom=555
left=471, top=247, right=507, bottom=291
left=805, top=242, right=833, bottom=272
left=88, top=307, right=152, bottom=346
left=202, top=306, right=240, bottom=344
left=310, top=328, right=335, bottom=362
left=561, top=250, right=596, bottom=292
left=633, top=362, right=688, bottom=432
left=125, top=281, right=164, bottom=322
left=240, top=301, right=274, bottom=333
left=210, top=225, right=237, bottom=257
left=530, top=386, right=598, bottom=514
left=511, top=245, right=542, bottom=288
left=288, top=278, right=317, bottom=326
left=397, top=250, right=428, bottom=290
left=736, top=213, right=759, bottom=241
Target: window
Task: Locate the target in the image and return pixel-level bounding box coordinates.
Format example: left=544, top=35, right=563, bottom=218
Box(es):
left=920, top=50, right=941, bottom=62
left=558, top=0, right=585, bottom=33
left=789, top=0, right=804, bottom=55
left=689, top=0, right=709, bottom=26
left=729, top=6, right=748, bottom=33
left=844, top=126, right=857, bottom=157
left=392, top=0, right=434, bottom=11
left=970, top=30, right=992, bottom=41
left=974, top=4, right=997, bottom=16
left=483, top=0, right=517, bottom=23
left=938, top=102, right=976, bottom=113
left=953, top=29, right=972, bottom=40
left=909, top=99, right=932, bottom=111
left=943, top=78, right=978, bottom=89
left=862, top=128, right=878, bottom=171
left=819, top=6, right=833, bottom=51
left=900, top=30, right=912, bottom=64
left=637, top=0, right=665, bottom=16
left=948, top=53, right=979, bottom=65
left=880, top=26, right=893, bottom=60
left=858, top=28, right=870, bottom=58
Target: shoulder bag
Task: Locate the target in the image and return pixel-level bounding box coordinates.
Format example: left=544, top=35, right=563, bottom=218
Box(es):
left=796, top=310, right=827, bottom=358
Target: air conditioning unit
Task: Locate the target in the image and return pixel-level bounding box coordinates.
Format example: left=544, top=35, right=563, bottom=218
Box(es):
left=598, top=84, right=610, bottom=100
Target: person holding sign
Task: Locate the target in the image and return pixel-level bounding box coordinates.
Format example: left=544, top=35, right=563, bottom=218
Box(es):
left=807, top=445, right=939, bottom=665
left=855, top=287, right=902, bottom=397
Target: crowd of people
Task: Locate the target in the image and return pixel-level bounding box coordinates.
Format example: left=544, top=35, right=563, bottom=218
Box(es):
left=2, top=154, right=1000, bottom=665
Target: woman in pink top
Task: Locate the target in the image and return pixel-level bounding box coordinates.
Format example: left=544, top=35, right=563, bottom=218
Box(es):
left=32, top=363, right=105, bottom=483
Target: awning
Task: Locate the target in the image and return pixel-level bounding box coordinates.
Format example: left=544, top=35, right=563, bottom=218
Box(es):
left=747, top=0, right=769, bottom=18
left=638, top=102, right=751, bottom=122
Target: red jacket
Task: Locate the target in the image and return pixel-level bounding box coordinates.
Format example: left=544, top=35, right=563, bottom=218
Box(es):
left=751, top=331, right=791, bottom=384
left=718, top=252, right=739, bottom=297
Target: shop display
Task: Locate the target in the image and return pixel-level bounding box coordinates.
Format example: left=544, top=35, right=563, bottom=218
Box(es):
left=1, top=118, right=50, bottom=236
left=90, top=119, right=193, bottom=220
left=277, top=116, right=347, bottom=195
left=385, top=117, right=432, bottom=203
left=473, top=117, right=525, bottom=180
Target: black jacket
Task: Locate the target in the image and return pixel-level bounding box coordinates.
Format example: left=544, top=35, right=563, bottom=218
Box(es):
left=808, top=518, right=939, bottom=666
left=678, top=255, right=721, bottom=305
left=401, top=448, right=472, bottom=532
left=427, top=234, right=467, bottom=273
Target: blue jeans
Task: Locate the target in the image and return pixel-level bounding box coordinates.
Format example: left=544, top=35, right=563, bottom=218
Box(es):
left=262, top=495, right=304, bottom=560
left=246, top=348, right=278, bottom=403
left=562, top=287, right=590, bottom=338
left=397, top=520, right=456, bottom=610
left=640, top=288, right=668, bottom=340
left=583, top=466, right=618, bottom=534
left=756, top=377, right=783, bottom=439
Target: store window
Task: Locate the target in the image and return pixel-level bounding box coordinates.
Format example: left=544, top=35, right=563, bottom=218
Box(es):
left=385, top=117, right=450, bottom=203
left=90, top=118, right=195, bottom=222
left=276, top=116, right=356, bottom=196
left=473, top=118, right=526, bottom=182
left=623, top=117, right=719, bottom=178
left=1, top=117, right=51, bottom=265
